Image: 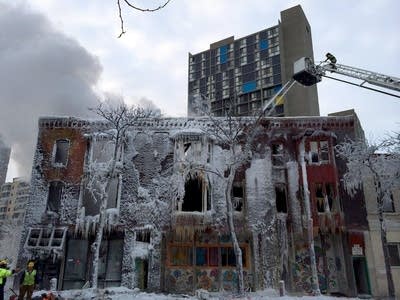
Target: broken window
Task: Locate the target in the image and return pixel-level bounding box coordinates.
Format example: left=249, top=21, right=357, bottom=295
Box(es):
left=232, top=184, right=244, bottom=212
left=382, top=192, right=395, bottom=212
left=315, top=183, right=335, bottom=212
left=54, top=139, right=69, bottom=166
left=82, top=177, right=119, bottom=216
left=272, top=143, right=285, bottom=167
left=25, top=227, right=67, bottom=249
left=47, top=181, right=63, bottom=212
left=275, top=184, right=287, bottom=213
left=181, top=176, right=210, bottom=212
left=92, top=138, right=115, bottom=163
left=309, top=140, right=330, bottom=164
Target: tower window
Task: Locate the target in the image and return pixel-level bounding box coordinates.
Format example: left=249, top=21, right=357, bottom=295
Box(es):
left=54, top=139, right=69, bottom=166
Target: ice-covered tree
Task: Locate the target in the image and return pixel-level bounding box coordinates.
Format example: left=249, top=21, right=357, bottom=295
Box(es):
left=336, top=134, right=400, bottom=298
left=82, top=101, right=157, bottom=288
left=181, top=97, right=265, bottom=295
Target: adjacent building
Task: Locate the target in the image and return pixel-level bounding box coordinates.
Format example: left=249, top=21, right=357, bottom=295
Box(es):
left=188, top=5, right=319, bottom=117
left=16, top=114, right=373, bottom=297
left=0, top=177, right=30, bottom=222
left=362, top=160, right=400, bottom=297
left=0, top=137, right=11, bottom=186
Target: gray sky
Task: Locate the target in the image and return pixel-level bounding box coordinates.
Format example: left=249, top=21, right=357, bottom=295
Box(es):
left=1, top=0, right=399, bottom=180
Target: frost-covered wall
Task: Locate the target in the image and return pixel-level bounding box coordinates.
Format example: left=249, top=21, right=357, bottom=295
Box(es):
left=17, top=115, right=367, bottom=296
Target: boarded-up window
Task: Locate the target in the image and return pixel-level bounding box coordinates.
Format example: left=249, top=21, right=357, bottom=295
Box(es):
left=98, top=239, right=124, bottom=288
left=63, top=239, right=88, bottom=290
left=54, top=139, right=69, bottom=166
left=47, top=181, right=63, bottom=212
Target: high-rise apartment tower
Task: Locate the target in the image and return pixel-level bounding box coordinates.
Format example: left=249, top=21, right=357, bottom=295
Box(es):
left=188, top=5, right=319, bottom=117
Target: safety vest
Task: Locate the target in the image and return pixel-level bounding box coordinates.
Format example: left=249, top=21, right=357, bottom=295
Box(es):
left=22, top=270, right=36, bottom=286
left=0, top=267, right=12, bottom=285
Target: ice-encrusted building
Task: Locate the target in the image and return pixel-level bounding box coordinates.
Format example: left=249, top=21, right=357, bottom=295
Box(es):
left=17, top=114, right=371, bottom=296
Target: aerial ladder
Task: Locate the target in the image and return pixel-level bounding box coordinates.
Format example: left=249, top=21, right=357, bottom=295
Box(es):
left=261, top=53, right=400, bottom=116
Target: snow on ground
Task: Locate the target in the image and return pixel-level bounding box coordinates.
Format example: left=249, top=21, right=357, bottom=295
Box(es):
left=21, top=287, right=362, bottom=300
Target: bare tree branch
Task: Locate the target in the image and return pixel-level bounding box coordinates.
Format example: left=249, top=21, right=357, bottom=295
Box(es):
left=117, top=0, right=172, bottom=38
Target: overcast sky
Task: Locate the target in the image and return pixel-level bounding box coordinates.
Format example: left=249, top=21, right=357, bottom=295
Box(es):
left=1, top=0, right=399, bottom=180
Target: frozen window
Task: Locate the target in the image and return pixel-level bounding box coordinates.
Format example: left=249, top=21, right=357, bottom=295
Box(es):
left=181, top=177, right=210, bottom=212
left=275, top=184, right=287, bottom=213
left=54, top=139, right=69, bottom=166
left=170, top=246, right=193, bottom=266
left=196, top=247, right=218, bottom=266
left=221, top=247, right=246, bottom=267
left=92, top=138, right=115, bottom=163
left=315, top=183, right=335, bottom=213
left=388, top=244, right=400, bottom=266
left=382, top=192, right=395, bottom=212
left=309, top=140, right=330, bottom=164
left=47, top=181, right=63, bottom=212
left=25, top=227, right=67, bottom=249
left=272, top=143, right=284, bottom=167
left=310, top=142, right=319, bottom=163
left=82, top=177, right=119, bottom=216
left=232, top=184, right=244, bottom=212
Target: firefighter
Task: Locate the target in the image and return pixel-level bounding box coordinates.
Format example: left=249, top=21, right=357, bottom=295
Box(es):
left=18, top=261, right=38, bottom=300
left=0, top=260, right=18, bottom=300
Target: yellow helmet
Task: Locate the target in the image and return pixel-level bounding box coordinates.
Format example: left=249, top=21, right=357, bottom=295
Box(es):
left=0, top=259, right=7, bottom=266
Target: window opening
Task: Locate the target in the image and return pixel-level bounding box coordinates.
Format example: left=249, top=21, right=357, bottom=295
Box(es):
left=309, top=140, right=330, bottom=163
left=272, top=144, right=284, bottom=166
left=310, top=141, right=319, bottom=163
left=184, top=143, right=191, bottom=156
left=82, top=177, right=119, bottom=216
left=275, top=185, right=287, bottom=213
left=315, top=183, right=335, bottom=212
left=325, top=183, right=334, bottom=211
left=47, top=181, right=63, bottom=212
left=182, top=177, right=204, bottom=212
left=382, top=192, right=395, bottom=213
left=170, top=246, right=193, bottom=266
left=54, top=139, right=69, bottom=166
left=92, top=138, right=115, bottom=163
left=388, top=244, right=400, bottom=266
left=136, top=231, right=151, bottom=243
left=316, top=183, right=325, bottom=212
left=232, top=184, right=244, bottom=212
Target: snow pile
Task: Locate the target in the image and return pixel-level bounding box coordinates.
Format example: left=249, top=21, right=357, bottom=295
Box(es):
left=27, top=287, right=361, bottom=300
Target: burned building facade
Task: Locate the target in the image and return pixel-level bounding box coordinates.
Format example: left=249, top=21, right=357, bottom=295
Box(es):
left=17, top=115, right=370, bottom=296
